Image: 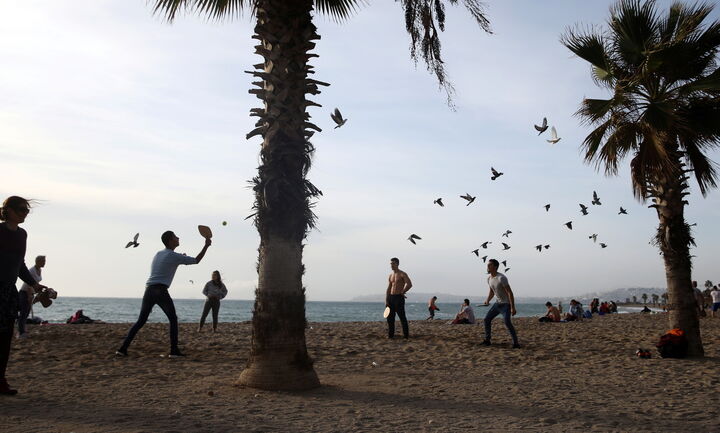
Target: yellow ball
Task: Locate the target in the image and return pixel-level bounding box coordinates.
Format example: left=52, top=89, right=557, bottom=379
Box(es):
left=222, top=221, right=227, bottom=226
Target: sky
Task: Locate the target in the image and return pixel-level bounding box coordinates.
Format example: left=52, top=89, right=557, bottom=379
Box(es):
left=1, top=0, right=719, bottom=302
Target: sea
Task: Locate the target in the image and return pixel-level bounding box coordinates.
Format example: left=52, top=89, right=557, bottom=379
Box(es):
left=25, top=297, right=646, bottom=324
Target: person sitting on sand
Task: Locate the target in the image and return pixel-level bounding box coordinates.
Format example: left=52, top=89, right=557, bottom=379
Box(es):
left=66, top=309, right=102, bottom=324
left=539, top=302, right=561, bottom=322
left=427, top=296, right=439, bottom=320
left=198, top=270, right=227, bottom=332
left=564, top=299, right=583, bottom=321
left=641, top=306, right=652, bottom=313
left=609, top=301, right=618, bottom=313
left=711, top=286, right=720, bottom=318
left=385, top=257, right=412, bottom=339
left=599, top=302, right=610, bottom=315
left=451, top=299, right=475, bottom=324
left=481, top=259, right=519, bottom=348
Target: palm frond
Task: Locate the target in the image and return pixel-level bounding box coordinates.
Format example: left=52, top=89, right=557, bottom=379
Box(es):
left=315, top=0, right=363, bottom=22
left=608, top=0, right=659, bottom=68
left=152, top=0, right=249, bottom=21
left=682, top=139, right=718, bottom=196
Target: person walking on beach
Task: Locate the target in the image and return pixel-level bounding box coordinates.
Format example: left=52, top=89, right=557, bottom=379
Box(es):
left=386, top=257, right=412, bottom=339
left=692, top=281, right=706, bottom=317
left=17, top=255, right=45, bottom=339
left=0, top=196, right=46, bottom=395
left=198, top=270, right=227, bottom=332
left=710, top=286, right=720, bottom=318
left=427, top=296, right=439, bottom=320
left=481, top=259, right=519, bottom=348
left=116, top=230, right=211, bottom=357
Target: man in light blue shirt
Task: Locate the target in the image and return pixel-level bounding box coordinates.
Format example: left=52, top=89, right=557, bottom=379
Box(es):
left=117, top=230, right=211, bottom=357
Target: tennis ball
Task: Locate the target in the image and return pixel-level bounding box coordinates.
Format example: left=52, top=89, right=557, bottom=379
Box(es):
left=222, top=221, right=227, bottom=226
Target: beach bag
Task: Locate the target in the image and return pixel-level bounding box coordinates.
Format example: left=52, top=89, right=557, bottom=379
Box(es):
left=656, top=328, right=688, bottom=359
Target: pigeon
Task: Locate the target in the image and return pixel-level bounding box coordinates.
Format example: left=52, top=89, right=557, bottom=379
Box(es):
left=544, top=204, right=551, bottom=212
left=546, top=126, right=561, bottom=144
left=330, top=108, right=347, bottom=128
left=564, top=221, right=573, bottom=230
left=579, top=204, right=589, bottom=216
left=502, top=230, right=512, bottom=238
left=189, top=280, right=194, bottom=284
left=481, top=241, right=491, bottom=249
left=592, top=191, right=602, bottom=205
left=501, top=260, right=507, bottom=267
left=544, top=244, right=550, bottom=249
left=501, top=242, right=511, bottom=250
left=433, top=198, right=444, bottom=207
left=481, top=255, right=488, bottom=263
left=534, top=117, right=548, bottom=135
left=125, top=233, right=140, bottom=248
left=535, top=245, right=543, bottom=252
left=589, top=233, right=598, bottom=243
left=600, top=243, right=607, bottom=248
left=619, top=207, right=628, bottom=215
left=460, top=193, right=476, bottom=206
left=490, top=167, right=504, bottom=181
left=504, top=267, right=511, bottom=272
left=471, top=249, right=479, bottom=257
left=407, top=234, right=422, bottom=245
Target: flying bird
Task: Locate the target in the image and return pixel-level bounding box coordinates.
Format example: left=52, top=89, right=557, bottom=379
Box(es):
left=504, top=268, right=511, bottom=272
left=564, top=221, right=573, bottom=230
left=490, top=167, right=504, bottom=180
left=125, top=233, right=140, bottom=248
left=600, top=243, right=607, bottom=248
left=544, top=244, right=550, bottom=250
left=592, top=191, right=602, bottom=205
left=619, top=207, right=628, bottom=215
left=589, top=234, right=598, bottom=243
left=481, top=241, right=492, bottom=249
left=579, top=204, right=589, bottom=216
left=330, top=108, right=347, bottom=128
left=502, top=230, right=512, bottom=238
left=546, top=126, right=561, bottom=144
left=535, top=245, right=543, bottom=252
left=481, top=255, right=488, bottom=263
left=534, top=117, right=548, bottom=135
left=460, top=193, right=476, bottom=206
left=544, top=204, right=551, bottom=212
left=189, top=280, right=194, bottom=284
left=501, top=260, right=507, bottom=267
left=433, top=198, right=444, bottom=207
left=407, top=234, right=422, bottom=245
left=501, top=243, right=511, bottom=250
left=471, top=249, right=479, bottom=257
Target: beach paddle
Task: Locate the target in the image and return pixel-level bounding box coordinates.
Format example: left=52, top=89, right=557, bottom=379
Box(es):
left=198, top=225, right=213, bottom=239
left=383, top=306, right=391, bottom=318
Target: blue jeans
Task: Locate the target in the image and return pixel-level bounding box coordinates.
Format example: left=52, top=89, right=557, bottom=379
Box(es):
left=483, top=302, right=518, bottom=345
left=119, top=284, right=178, bottom=352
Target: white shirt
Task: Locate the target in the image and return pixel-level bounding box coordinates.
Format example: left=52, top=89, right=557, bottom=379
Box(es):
left=711, top=290, right=720, bottom=303
left=20, top=266, right=41, bottom=293
left=487, top=273, right=511, bottom=304
left=459, top=305, right=476, bottom=324
left=146, top=249, right=197, bottom=287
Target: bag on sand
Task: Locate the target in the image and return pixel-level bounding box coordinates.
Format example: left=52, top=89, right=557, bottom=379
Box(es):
left=656, top=328, right=688, bottom=359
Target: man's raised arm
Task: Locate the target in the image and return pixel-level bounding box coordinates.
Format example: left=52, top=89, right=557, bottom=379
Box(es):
left=195, top=238, right=212, bottom=264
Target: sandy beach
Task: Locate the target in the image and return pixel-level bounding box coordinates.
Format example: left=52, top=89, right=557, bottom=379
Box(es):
left=1, top=313, right=718, bottom=432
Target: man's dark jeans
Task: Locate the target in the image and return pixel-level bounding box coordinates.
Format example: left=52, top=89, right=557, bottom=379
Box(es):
left=120, top=284, right=178, bottom=352
left=387, top=294, right=409, bottom=338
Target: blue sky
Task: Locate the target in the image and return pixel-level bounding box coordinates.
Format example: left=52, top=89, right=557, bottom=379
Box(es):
left=1, top=0, right=719, bottom=301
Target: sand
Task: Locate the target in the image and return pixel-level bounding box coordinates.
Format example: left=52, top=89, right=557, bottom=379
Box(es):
left=1, top=313, right=718, bottom=432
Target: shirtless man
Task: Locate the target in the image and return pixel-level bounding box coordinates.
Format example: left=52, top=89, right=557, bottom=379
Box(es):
left=386, top=257, right=412, bottom=339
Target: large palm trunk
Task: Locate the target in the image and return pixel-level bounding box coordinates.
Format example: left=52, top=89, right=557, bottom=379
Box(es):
left=650, top=157, right=703, bottom=357
left=237, top=0, right=322, bottom=390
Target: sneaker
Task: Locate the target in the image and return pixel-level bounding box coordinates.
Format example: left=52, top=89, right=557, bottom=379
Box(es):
left=115, top=348, right=128, bottom=357
left=481, top=339, right=491, bottom=346
left=168, top=350, right=185, bottom=358
left=0, top=378, right=18, bottom=396
left=512, top=343, right=521, bottom=349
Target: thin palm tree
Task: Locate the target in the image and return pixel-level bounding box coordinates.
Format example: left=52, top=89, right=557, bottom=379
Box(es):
left=563, top=0, right=720, bottom=356
left=642, top=293, right=648, bottom=304
left=652, top=293, right=659, bottom=305
left=152, top=0, right=492, bottom=389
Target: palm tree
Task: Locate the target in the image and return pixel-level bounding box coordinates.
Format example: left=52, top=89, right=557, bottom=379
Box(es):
left=651, top=293, right=659, bottom=305
left=662, top=292, right=669, bottom=304
left=562, top=0, right=720, bottom=356
left=642, top=293, right=648, bottom=304
left=152, top=0, right=492, bottom=390
left=704, top=280, right=713, bottom=290
left=633, top=295, right=638, bottom=304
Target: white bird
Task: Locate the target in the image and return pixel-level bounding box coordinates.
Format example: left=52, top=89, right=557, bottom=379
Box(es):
left=546, top=126, right=561, bottom=144
left=330, top=108, right=347, bottom=129
left=534, top=117, right=548, bottom=135
left=125, top=233, right=139, bottom=248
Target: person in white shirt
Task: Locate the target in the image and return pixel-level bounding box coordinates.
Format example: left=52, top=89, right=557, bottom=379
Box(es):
left=710, top=286, right=720, bottom=318
left=198, top=270, right=227, bottom=332
left=17, top=255, right=45, bottom=338
left=482, top=259, right=519, bottom=348
left=116, top=230, right=211, bottom=358
left=452, top=299, right=475, bottom=324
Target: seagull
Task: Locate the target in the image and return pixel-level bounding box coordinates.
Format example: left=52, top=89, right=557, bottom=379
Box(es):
left=433, top=198, right=444, bottom=207
left=407, top=234, right=422, bottom=245
left=579, top=204, right=589, bottom=216
left=504, top=267, right=511, bottom=272
left=460, top=193, right=476, bottom=206
left=471, top=249, right=479, bottom=256
left=330, top=108, right=347, bottom=128
left=534, top=117, right=548, bottom=135
left=592, top=191, right=602, bottom=205
left=564, top=221, right=573, bottom=230
left=535, top=245, right=543, bottom=252
left=491, top=167, right=504, bottom=180
left=619, top=207, right=628, bottom=215
left=501, top=260, right=507, bottom=267
left=544, top=204, right=551, bottom=212
left=600, top=243, right=607, bottom=248
left=502, top=230, right=512, bottom=238
left=546, top=126, right=561, bottom=144
left=544, top=244, right=550, bottom=249
left=589, top=233, right=598, bottom=243
left=481, top=241, right=491, bottom=249
left=125, top=233, right=140, bottom=248
left=501, top=242, right=511, bottom=250
left=481, top=255, right=488, bottom=263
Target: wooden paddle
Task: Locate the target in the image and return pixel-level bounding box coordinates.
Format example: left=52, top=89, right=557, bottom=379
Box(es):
left=197, top=225, right=213, bottom=239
